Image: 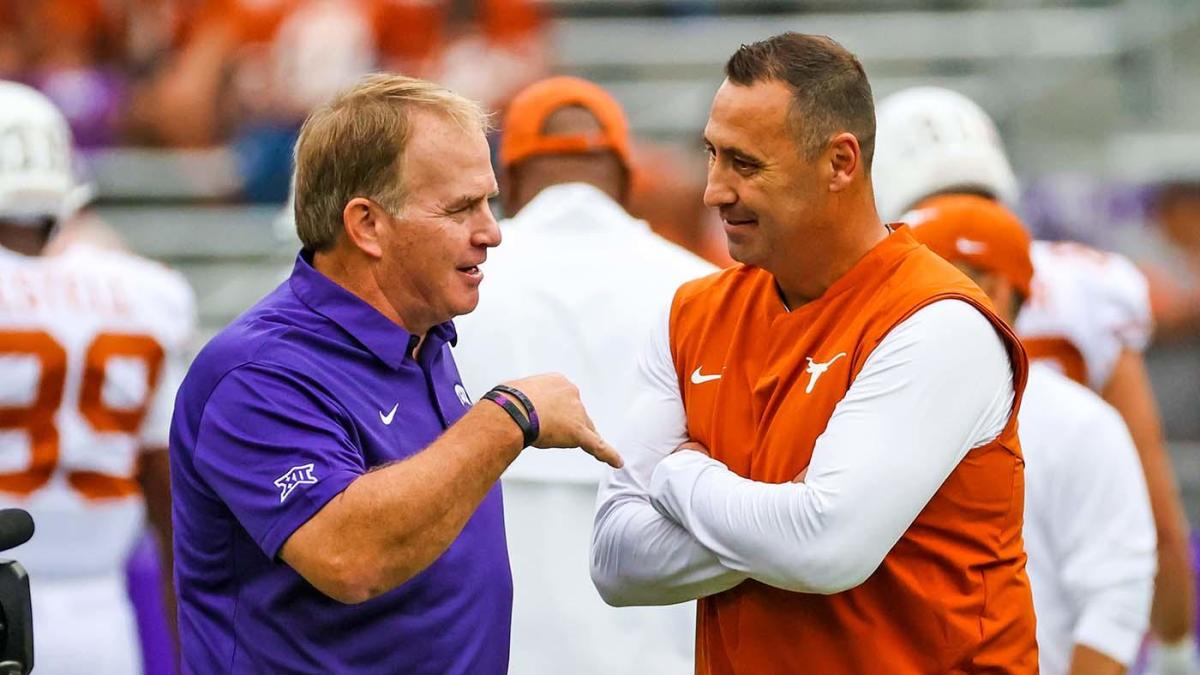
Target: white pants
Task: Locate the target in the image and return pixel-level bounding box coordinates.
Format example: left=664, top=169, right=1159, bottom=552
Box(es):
left=30, top=574, right=140, bottom=675
left=503, top=478, right=696, bottom=675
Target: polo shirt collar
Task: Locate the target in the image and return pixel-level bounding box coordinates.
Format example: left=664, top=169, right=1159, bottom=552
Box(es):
left=288, top=251, right=457, bottom=369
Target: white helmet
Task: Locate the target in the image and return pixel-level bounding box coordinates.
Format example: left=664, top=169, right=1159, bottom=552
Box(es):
left=872, top=86, right=1018, bottom=222
left=0, top=81, right=90, bottom=223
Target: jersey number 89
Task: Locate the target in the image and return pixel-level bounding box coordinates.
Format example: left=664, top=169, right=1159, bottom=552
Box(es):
left=0, top=330, right=163, bottom=501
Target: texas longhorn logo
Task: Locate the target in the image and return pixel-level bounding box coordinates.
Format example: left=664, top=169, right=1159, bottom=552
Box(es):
left=804, top=352, right=847, bottom=394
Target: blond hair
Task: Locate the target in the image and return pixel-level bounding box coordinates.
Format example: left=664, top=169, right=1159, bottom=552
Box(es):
left=293, top=73, right=490, bottom=251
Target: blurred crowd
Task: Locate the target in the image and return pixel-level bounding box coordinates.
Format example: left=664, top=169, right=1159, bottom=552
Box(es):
left=0, top=0, right=547, bottom=147
left=1024, top=177, right=1200, bottom=345
left=1129, top=182, right=1200, bottom=342
left=1, top=0, right=736, bottom=266
left=3, top=0, right=1199, bottom=331
left=0, top=0, right=550, bottom=200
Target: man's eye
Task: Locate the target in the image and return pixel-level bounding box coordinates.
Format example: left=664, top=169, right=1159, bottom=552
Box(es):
left=733, top=158, right=755, bottom=172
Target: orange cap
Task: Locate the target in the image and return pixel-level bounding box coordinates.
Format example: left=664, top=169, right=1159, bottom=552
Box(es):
left=904, top=194, right=1034, bottom=298
left=500, top=76, right=632, bottom=169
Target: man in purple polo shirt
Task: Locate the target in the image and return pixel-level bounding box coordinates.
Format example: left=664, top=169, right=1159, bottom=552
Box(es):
left=169, top=74, right=621, bottom=674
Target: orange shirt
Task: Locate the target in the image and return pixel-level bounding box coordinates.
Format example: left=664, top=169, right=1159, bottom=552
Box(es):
left=187, top=0, right=544, bottom=73
left=669, top=227, right=1038, bottom=674
left=2, top=0, right=112, bottom=66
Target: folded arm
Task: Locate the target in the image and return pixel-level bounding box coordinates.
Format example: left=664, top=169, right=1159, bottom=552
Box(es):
left=648, top=300, right=1015, bottom=594
left=590, top=303, right=746, bottom=606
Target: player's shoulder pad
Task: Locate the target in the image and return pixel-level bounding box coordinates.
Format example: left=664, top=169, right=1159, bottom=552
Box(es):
left=1034, top=241, right=1153, bottom=349
left=1080, top=247, right=1148, bottom=313
left=80, top=245, right=197, bottom=323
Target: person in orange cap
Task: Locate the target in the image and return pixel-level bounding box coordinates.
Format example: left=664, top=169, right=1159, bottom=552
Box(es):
left=593, top=33, right=1037, bottom=675
left=497, top=75, right=634, bottom=215
left=453, top=75, right=713, bottom=674
left=903, top=193, right=1035, bottom=316
left=909, top=194, right=1157, bottom=675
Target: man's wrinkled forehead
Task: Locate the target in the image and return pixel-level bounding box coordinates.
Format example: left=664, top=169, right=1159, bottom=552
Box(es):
left=402, top=111, right=495, bottom=192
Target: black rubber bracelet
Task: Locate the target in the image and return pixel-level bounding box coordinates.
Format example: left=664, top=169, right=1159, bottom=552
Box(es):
left=490, top=384, right=540, bottom=443
left=482, top=391, right=536, bottom=447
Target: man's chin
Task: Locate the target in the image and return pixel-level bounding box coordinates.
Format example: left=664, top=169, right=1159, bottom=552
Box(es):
left=726, top=242, right=762, bottom=268
left=450, top=292, right=481, bottom=318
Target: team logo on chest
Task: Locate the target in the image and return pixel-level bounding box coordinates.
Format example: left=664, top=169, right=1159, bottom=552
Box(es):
left=455, top=383, right=471, bottom=407
left=275, top=463, right=318, bottom=503
left=804, top=352, right=847, bottom=394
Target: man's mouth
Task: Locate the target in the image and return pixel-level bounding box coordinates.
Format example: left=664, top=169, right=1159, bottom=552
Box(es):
left=722, top=215, right=758, bottom=227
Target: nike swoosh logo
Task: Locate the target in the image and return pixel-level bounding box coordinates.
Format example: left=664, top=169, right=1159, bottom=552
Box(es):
left=691, top=367, right=722, bottom=385
left=379, top=403, right=398, bottom=425
left=956, top=237, right=987, bottom=255
left=900, top=207, right=937, bottom=227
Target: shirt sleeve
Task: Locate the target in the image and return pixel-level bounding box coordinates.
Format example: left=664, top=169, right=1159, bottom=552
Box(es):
left=192, top=362, right=366, bottom=559
left=590, top=301, right=747, bottom=606
left=648, top=299, right=1015, bottom=594
left=1023, top=243, right=1154, bottom=391
left=1082, top=249, right=1154, bottom=389
left=1052, top=398, right=1157, bottom=665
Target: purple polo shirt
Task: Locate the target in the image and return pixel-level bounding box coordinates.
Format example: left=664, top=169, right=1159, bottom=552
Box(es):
left=169, top=252, right=511, bottom=674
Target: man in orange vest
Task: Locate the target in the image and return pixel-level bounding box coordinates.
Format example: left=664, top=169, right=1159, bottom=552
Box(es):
left=591, top=33, right=1039, bottom=674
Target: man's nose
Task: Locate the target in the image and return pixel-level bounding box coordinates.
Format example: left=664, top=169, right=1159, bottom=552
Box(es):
left=473, top=206, right=502, bottom=248
left=703, top=166, right=736, bottom=208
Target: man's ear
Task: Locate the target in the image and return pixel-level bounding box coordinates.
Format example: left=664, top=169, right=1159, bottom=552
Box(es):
left=342, top=197, right=385, bottom=259
left=827, top=132, right=862, bottom=193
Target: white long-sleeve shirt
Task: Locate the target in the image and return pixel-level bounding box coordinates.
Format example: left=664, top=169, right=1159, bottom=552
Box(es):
left=453, top=183, right=715, bottom=675
left=1021, top=363, right=1156, bottom=675
left=591, top=297, right=1015, bottom=604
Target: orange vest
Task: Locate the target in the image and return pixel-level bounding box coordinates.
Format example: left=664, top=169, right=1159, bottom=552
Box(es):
left=669, top=227, right=1037, bottom=674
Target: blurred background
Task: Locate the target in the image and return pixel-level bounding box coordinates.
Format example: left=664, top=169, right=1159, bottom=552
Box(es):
left=5, top=0, right=1200, bottom=513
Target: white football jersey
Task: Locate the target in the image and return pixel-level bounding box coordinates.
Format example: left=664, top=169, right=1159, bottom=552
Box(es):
left=0, top=242, right=194, bottom=578
left=1016, top=240, right=1152, bottom=392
